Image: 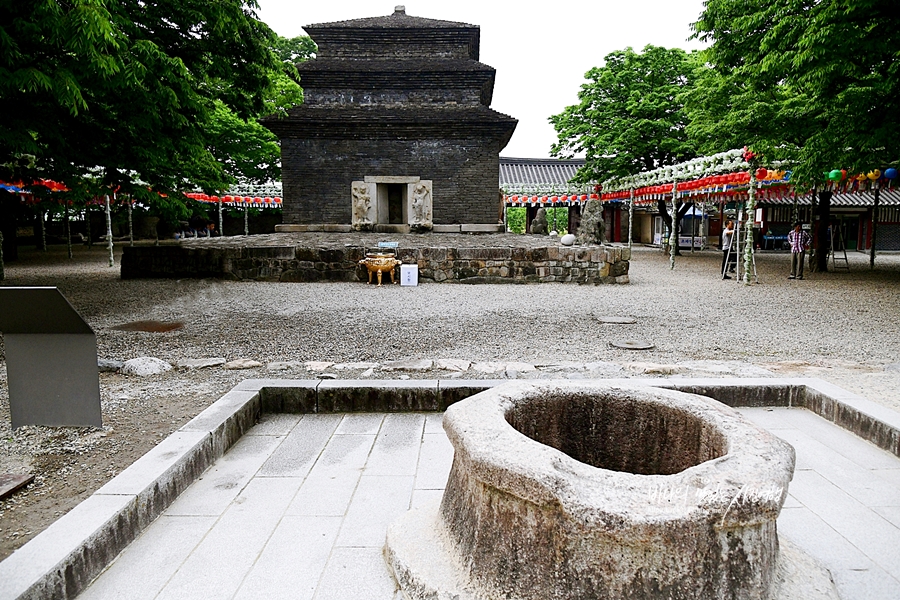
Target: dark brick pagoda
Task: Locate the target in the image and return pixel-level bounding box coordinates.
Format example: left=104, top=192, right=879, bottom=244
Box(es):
left=263, top=6, right=518, bottom=234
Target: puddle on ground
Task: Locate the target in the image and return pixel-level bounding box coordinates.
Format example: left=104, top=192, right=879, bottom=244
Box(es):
left=110, top=320, right=184, bottom=333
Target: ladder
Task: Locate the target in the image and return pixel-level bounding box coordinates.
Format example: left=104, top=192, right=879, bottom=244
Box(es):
left=723, top=214, right=758, bottom=283
left=829, top=225, right=849, bottom=271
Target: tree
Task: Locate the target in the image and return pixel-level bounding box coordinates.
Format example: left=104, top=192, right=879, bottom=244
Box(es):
left=205, top=36, right=312, bottom=186
left=550, top=45, right=702, bottom=183
left=1, top=0, right=284, bottom=196
left=693, top=0, right=900, bottom=270
left=694, top=0, right=900, bottom=181
left=271, top=35, right=318, bottom=76
left=0, top=0, right=295, bottom=270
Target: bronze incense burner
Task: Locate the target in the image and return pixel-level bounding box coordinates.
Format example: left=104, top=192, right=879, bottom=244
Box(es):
left=359, top=253, right=401, bottom=286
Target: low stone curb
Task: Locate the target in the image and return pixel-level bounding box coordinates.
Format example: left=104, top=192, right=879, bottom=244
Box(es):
left=1, top=377, right=897, bottom=600
left=0, top=389, right=261, bottom=600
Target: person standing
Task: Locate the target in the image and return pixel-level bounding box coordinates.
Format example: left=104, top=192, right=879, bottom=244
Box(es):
left=788, top=222, right=811, bottom=279
left=721, top=220, right=735, bottom=279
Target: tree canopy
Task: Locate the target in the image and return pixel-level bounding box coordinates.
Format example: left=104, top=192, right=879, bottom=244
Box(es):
left=692, top=0, right=900, bottom=183
left=0, top=0, right=296, bottom=197
left=549, top=45, right=702, bottom=183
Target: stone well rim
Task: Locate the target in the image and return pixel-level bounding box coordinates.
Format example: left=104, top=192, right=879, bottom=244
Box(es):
left=442, top=381, right=796, bottom=529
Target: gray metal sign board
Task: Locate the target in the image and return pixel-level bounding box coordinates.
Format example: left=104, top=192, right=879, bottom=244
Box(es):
left=0, top=287, right=102, bottom=428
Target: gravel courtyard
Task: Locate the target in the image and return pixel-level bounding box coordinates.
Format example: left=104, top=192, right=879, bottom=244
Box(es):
left=1, top=239, right=899, bottom=560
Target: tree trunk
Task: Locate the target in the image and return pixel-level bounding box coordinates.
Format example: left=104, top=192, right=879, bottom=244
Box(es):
left=672, top=201, right=693, bottom=256
left=38, top=209, right=47, bottom=251
left=657, top=198, right=672, bottom=252
left=870, top=188, right=880, bottom=269
left=627, top=189, right=635, bottom=249
left=815, top=191, right=832, bottom=273
left=86, top=206, right=93, bottom=248
left=105, top=195, right=114, bottom=267
left=0, top=194, right=19, bottom=262
left=65, top=203, right=73, bottom=259
left=128, top=197, right=134, bottom=246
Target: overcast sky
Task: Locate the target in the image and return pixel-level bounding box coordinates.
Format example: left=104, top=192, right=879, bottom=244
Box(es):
left=256, top=1, right=708, bottom=159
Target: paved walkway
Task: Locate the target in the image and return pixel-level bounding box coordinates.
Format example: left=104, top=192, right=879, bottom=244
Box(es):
left=79, top=408, right=900, bottom=600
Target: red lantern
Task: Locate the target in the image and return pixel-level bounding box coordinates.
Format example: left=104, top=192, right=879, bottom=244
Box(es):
left=755, top=168, right=768, bottom=180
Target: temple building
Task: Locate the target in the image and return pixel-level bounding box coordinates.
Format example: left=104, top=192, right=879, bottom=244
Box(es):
left=264, top=6, right=518, bottom=233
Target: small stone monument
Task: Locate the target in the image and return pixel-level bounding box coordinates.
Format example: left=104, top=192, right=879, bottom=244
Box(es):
left=530, top=208, right=549, bottom=235
left=351, top=182, right=375, bottom=231
left=577, top=198, right=606, bottom=244
left=409, top=181, right=433, bottom=232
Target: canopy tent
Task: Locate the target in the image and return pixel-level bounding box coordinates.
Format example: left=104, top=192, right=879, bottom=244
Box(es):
left=598, top=149, right=899, bottom=277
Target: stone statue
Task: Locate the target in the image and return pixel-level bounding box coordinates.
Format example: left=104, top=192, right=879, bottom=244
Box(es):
left=351, top=182, right=373, bottom=231
left=410, top=181, right=433, bottom=232
left=577, top=199, right=606, bottom=244
left=531, top=208, right=549, bottom=235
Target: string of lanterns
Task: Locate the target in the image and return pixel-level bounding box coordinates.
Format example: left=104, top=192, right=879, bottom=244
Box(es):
left=184, top=192, right=283, bottom=208
left=504, top=193, right=599, bottom=205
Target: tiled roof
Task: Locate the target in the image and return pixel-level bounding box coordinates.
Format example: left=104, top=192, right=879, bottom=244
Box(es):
left=307, top=8, right=476, bottom=30
left=759, top=189, right=900, bottom=206
left=500, top=157, right=588, bottom=187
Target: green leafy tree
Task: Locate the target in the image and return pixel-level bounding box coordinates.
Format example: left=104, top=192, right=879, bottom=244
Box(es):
left=1, top=0, right=283, bottom=197
left=506, top=207, right=526, bottom=234
left=550, top=45, right=702, bottom=183
left=204, top=36, right=310, bottom=186
left=693, top=0, right=900, bottom=181
left=692, top=0, right=900, bottom=270
left=0, top=0, right=293, bottom=269
left=271, top=35, right=317, bottom=79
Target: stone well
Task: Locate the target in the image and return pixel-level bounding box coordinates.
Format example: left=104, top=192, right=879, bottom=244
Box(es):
left=385, top=382, right=798, bottom=600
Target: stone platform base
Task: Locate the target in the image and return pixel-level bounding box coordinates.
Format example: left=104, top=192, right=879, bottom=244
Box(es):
left=385, top=501, right=841, bottom=600
left=120, top=233, right=630, bottom=284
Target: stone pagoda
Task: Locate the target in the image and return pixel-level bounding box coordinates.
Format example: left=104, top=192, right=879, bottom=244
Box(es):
left=264, top=6, right=518, bottom=233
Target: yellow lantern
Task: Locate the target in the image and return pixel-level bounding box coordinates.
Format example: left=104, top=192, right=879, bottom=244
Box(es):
left=867, top=169, right=881, bottom=180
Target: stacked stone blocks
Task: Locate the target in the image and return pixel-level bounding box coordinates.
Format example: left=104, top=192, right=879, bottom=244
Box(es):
left=121, top=244, right=631, bottom=284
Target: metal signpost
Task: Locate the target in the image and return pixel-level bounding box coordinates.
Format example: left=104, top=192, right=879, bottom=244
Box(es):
left=0, top=287, right=102, bottom=428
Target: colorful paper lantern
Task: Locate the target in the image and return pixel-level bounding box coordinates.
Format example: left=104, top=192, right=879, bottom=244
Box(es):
left=828, top=169, right=842, bottom=181
left=867, top=170, right=881, bottom=180
left=756, top=168, right=768, bottom=180
left=885, top=168, right=898, bottom=180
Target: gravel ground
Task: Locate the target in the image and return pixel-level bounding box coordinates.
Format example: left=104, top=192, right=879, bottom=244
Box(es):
left=1, top=238, right=899, bottom=560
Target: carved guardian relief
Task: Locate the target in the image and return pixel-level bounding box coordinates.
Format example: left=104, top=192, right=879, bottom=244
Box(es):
left=407, top=180, right=433, bottom=232
left=351, top=181, right=376, bottom=231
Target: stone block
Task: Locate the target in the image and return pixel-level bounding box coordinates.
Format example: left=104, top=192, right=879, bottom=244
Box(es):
left=460, top=224, right=503, bottom=233
left=0, top=494, right=139, bottom=600
left=432, top=224, right=461, bottom=233
left=322, top=224, right=353, bottom=233
left=437, top=380, right=504, bottom=409
left=317, top=380, right=441, bottom=412
left=258, top=381, right=319, bottom=413
left=179, top=390, right=261, bottom=457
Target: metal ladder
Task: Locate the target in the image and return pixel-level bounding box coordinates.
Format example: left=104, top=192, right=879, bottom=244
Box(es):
left=723, top=216, right=758, bottom=283
left=829, top=226, right=850, bottom=271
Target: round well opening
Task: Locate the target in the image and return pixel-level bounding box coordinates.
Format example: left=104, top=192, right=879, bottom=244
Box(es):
left=505, top=389, right=728, bottom=475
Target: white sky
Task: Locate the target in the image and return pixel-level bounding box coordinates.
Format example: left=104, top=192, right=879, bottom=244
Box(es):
left=256, top=1, right=709, bottom=159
